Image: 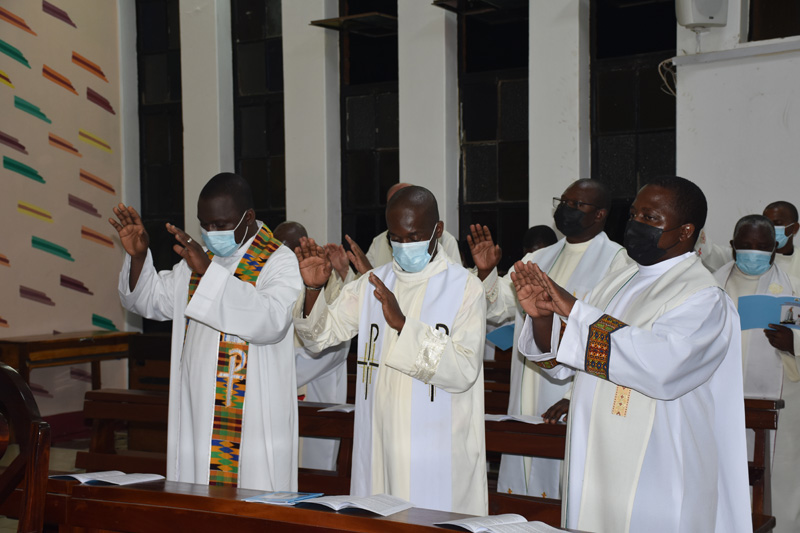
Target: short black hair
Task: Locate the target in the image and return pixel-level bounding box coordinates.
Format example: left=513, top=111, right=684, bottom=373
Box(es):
left=523, top=225, right=558, bottom=251
left=644, top=176, right=707, bottom=244
left=199, top=172, right=254, bottom=213
left=764, top=201, right=799, bottom=223
left=386, top=185, right=439, bottom=228
left=733, top=214, right=774, bottom=240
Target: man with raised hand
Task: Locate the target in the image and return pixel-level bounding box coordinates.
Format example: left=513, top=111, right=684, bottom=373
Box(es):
left=110, top=173, right=301, bottom=491
left=469, top=179, right=629, bottom=498
left=292, top=186, right=488, bottom=516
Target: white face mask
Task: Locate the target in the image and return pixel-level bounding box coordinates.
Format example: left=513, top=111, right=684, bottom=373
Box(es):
left=200, top=211, right=247, bottom=257
left=390, top=226, right=437, bottom=272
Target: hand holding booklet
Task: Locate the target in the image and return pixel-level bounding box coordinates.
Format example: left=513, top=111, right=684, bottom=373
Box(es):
left=435, top=514, right=562, bottom=532
left=49, top=470, right=165, bottom=486
left=299, top=494, right=412, bottom=516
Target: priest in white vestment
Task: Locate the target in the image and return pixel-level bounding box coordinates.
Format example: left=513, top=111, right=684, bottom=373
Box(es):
left=714, top=214, right=800, bottom=533
left=275, top=222, right=353, bottom=471
left=516, top=177, right=751, bottom=533
left=468, top=179, right=629, bottom=498
left=293, top=186, right=488, bottom=516
left=764, top=201, right=800, bottom=280
left=111, top=173, right=302, bottom=491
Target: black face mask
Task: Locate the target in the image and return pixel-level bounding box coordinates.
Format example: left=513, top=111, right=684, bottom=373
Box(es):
left=624, top=220, right=682, bottom=266
left=554, top=204, right=587, bottom=237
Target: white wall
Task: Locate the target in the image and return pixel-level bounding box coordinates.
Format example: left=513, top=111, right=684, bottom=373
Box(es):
left=675, top=0, right=800, bottom=244
left=528, top=0, right=591, bottom=226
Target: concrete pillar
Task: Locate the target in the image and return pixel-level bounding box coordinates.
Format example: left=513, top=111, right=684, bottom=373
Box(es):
left=179, top=0, right=234, bottom=238
left=282, top=1, right=341, bottom=243
left=397, top=1, right=459, bottom=232
left=529, top=0, right=591, bottom=224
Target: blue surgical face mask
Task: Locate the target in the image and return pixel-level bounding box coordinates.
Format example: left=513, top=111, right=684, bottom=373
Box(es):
left=775, top=224, right=796, bottom=248
left=734, top=249, right=773, bottom=276
left=200, top=211, right=247, bottom=257
left=391, top=226, right=437, bottom=273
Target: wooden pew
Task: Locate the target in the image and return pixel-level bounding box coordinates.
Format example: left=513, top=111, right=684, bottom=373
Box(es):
left=76, top=387, right=779, bottom=531
left=75, top=388, right=168, bottom=475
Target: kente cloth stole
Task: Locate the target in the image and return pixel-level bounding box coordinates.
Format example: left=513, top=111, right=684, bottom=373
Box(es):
left=185, top=225, right=281, bottom=486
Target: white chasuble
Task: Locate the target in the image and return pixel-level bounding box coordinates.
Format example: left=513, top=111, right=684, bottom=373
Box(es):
left=119, top=225, right=302, bottom=492
left=293, top=248, right=488, bottom=516
left=519, top=253, right=751, bottom=533
left=715, top=261, right=799, bottom=399
left=354, top=262, right=467, bottom=511
left=492, top=232, right=627, bottom=497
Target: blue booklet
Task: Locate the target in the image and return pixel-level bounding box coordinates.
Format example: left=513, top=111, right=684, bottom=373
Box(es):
left=738, top=295, right=800, bottom=330
left=486, top=324, right=515, bottom=351
left=244, top=491, right=324, bottom=505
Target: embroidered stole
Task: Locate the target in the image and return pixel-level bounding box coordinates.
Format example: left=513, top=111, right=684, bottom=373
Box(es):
left=351, top=262, right=467, bottom=511
left=574, top=255, right=718, bottom=533
left=512, top=233, right=624, bottom=412
left=185, top=225, right=281, bottom=486
left=715, top=262, right=797, bottom=395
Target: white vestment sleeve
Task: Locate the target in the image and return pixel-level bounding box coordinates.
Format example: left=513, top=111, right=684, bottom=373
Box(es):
left=384, top=277, right=486, bottom=393
left=517, top=314, right=576, bottom=381
left=482, top=267, right=519, bottom=326
left=558, top=288, right=733, bottom=400
left=118, top=249, right=178, bottom=321
left=293, top=276, right=363, bottom=353
left=184, top=246, right=301, bottom=345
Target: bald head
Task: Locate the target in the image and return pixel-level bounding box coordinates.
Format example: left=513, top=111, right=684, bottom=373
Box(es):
left=565, top=179, right=610, bottom=210
left=387, top=186, right=440, bottom=230
left=387, top=182, right=412, bottom=203
left=274, top=221, right=308, bottom=252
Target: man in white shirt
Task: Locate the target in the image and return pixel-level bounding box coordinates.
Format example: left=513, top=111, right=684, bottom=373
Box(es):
left=714, top=214, right=800, bottom=533
left=514, top=176, right=750, bottom=532
left=110, top=173, right=301, bottom=491
left=468, top=179, right=629, bottom=498
left=764, top=201, right=800, bottom=280
left=292, top=186, right=487, bottom=516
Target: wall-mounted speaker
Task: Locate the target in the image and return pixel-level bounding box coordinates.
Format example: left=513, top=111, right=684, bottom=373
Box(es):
left=676, top=0, right=728, bottom=29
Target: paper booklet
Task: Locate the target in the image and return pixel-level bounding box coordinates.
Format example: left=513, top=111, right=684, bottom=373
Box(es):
left=318, top=404, right=356, bottom=413
left=50, top=470, right=165, bottom=486
left=435, top=514, right=562, bottom=533
left=299, top=494, right=412, bottom=516
left=244, top=491, right=324, bottom=505
left=484, top=414, right=547, bottom=425
left=738, top=295, right=800, bottom=330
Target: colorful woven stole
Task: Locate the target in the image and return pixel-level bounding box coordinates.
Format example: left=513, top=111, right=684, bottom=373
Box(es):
left=186, top=224, right=281, bottom=486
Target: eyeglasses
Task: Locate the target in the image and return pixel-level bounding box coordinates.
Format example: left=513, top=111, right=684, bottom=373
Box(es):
left=552, top=197, right=598, bottom=211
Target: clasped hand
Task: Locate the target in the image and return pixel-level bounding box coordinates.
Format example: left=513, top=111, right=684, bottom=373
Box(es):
left=510, top=261, right=577, bottom=318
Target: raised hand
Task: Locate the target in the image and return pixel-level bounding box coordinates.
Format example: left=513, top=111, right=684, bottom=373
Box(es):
left=765, top=324, right=795, bottom=354
left=510, top=261, right=550, bottom=318
left=166, top=223, right=211, bottom=275
left=345, top=235, right=373, bottom=275
left=369, top=273, right=405, bottom=332
left=109, top=203, right=149, bottom=259
left=324, top=243, right=351, bottom=281
left=530, top=263, right=577, bottom=317
left=467, top=224, right=502, bottom=280
left=296, top=236, right=332, bottom=289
